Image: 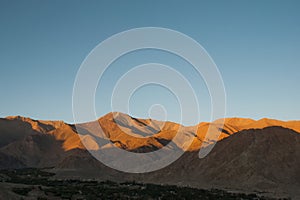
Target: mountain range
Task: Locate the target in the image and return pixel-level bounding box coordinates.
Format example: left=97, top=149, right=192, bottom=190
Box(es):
left=0, top=112, right=299, bottom=199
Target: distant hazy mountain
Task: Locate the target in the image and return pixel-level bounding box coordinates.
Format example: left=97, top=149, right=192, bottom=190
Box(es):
left=0, top=113, right=299, bottom=199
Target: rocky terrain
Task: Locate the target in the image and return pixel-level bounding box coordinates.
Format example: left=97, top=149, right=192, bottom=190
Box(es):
left=0, top=113, right=299, bottom=199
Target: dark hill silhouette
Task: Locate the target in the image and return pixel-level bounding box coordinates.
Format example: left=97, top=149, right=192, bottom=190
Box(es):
left=0, top=113, right=299, bottom=198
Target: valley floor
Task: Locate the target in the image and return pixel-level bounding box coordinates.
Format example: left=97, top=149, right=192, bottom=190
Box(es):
left=0, top=168, right=286, bottom=200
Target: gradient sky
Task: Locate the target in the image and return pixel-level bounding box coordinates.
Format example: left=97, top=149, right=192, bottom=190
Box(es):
left=0, top=0, right=299, bottom=125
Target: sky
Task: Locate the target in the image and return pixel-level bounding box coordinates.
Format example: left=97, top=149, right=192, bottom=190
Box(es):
left=0, top=0, right=299, bottom=125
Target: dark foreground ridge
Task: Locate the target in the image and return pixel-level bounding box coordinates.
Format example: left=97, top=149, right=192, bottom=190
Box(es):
left=0, top=114, right=299, bottom=199
left=0, top=168, right=285, bottom=200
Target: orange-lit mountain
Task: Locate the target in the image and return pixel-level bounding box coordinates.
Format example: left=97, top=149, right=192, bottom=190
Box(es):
left=0, top=113, right=300, bottom=198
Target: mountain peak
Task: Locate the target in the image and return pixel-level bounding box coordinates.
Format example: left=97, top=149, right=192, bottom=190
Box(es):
left=0, top=114, right=299, bottom=198
left=5, top=115, right=31, bottom=121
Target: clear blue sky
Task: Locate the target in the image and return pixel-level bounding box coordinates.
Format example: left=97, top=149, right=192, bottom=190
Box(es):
left=0, top=0, right=299, bottom=124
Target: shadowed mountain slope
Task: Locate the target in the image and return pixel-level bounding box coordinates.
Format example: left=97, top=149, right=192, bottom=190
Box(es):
left=0, top=113, right=299, bottom=198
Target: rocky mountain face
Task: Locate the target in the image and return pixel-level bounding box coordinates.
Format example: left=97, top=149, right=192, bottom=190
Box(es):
left=0, top=113, right=299, bottom=198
